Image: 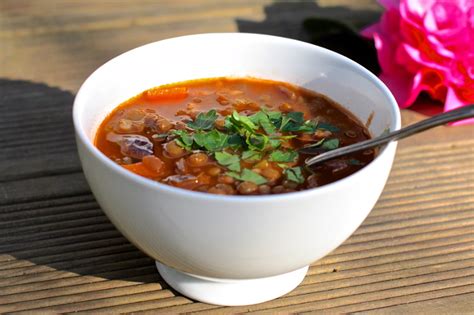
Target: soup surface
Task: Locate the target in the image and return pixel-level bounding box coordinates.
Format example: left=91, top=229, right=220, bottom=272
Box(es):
left=95, top=77, right=375, bottom=195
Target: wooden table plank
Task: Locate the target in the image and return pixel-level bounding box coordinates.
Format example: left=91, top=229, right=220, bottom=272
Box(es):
left=1, top=1, right=473, bottom=313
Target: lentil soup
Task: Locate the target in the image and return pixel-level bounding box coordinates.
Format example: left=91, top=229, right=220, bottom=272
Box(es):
left=95, top=77, right=374, bottom=195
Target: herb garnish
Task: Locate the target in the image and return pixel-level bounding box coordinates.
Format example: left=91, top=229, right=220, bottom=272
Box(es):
left=284, top=166, right=305, bottom=184
left=172, top=130, right=193, bottom=150
left=215, top=152, right=241, bottom=172
left=187, top=109, right=218, bottom=131
left=269, top=150, right=298, bottom=163
left=250, top=111, right=277, bottom=135
left=318, top=122, right=340, bottom=132
left=321, top=138, right=340, bottom=150
left=227, top=169, right=268, bottom=185
left=242, top=150, right=262, bottom=162
left=174, top=109, right=340, bottom=180
left=193, top=130, right=228, bottom=152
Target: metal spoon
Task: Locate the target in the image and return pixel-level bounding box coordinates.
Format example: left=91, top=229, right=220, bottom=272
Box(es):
left=302, top=104, right=474, bottom=167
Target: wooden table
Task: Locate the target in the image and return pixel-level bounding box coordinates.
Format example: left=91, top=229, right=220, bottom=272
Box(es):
left=1, top=1, right=473, bottom=313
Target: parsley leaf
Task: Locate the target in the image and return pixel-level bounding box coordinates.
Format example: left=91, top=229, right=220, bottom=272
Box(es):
left=321, top=138, right=340, bottom=150
left=227, top=168, right=267, bottom=185
left=299, top=119, right=318, bottom=133
left=284, top=166, right=305, bottom=184
left=227, top=110, right=258, bottom=133
left=262, top=108, right=282, bottom=128
left=318, top=122, right=340, bottom=132
left=250, top=111, right=277, bottom=135
left=215, top=152, right=241, bottom=172
left=226, top=133, right=244, bottom=148
left=280, top=111, right=305, bottom=132
left=242, top=150, right=262, bottom=162
left=186, top=110, right=218, bottom=131
left=193, top=130, right=229, bottom=152
left=303, top=138, right=325, bottom=149
left=268, top=138, right=282, bottom=149
left=279, top=112, right=317, bottom=133
left=172, top=130, right=193, bottom=150
left=269, top=150, right=298, bottom=162
left=246, top=132, right=268, bottom=151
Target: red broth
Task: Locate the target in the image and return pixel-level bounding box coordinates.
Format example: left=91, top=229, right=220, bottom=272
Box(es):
left=95, top=77, right=374, bottom=195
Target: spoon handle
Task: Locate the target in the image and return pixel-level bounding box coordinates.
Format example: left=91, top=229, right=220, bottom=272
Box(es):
left=305, top=104, right=474, bottom=167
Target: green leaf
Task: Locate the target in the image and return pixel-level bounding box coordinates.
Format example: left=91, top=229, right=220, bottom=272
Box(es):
left=172, top=130, right=193, bottom=150
left=242, top=150, right=262, bottom=162
left=318, top=122, right=340, bottom=132
left=284, top=167, right=305, bottom=184
left=215, top=152, right=240, bottom=172
left=193, top=132, right=206, bottom=147
left=226, top=133, right=244, bottom=148
left=186, top=110, right=218, bottom=131
left=246, top=132, right=269, bottom=151
left=227, top=168, right=267, bottom=185
left=321, top=138, right=340, bottom=150
left=303, top=138, right=325, bottom=149
left=193, top=130, right=228, bottom=152
left=268, top=138, right=281, bottom=149
left=250, top=111, right=277, bottom=135
left=278, top=112, right=317, bottom=133
left=299, top=119, right=318, bottom=133
left=277, top=163, right=290, bottom=169
left=269, top=150, right=298, bottom=163
left=229, top=110, right=258, bottom=132
left=262, top=108, right=283, bottom=128
left=280, top=111, right=305, bottom=132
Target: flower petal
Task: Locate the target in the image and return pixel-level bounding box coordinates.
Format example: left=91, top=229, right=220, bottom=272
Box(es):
left=379, top=72, right=416, bottom=108
left=445, top=87, right=474, bottom=126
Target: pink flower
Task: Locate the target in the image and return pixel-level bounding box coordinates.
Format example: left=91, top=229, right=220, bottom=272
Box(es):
left=362, top=0, right=474, bottom=125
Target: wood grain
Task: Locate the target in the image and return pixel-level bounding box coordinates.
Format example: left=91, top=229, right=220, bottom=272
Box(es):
left=1, top=0, right=473, bottom=313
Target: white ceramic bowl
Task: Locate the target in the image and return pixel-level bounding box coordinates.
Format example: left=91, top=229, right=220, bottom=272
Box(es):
left=73, top=33, right=401, bottom=306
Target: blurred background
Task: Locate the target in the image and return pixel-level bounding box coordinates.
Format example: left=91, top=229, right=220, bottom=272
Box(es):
left=0, top=0, right=381, bottom=93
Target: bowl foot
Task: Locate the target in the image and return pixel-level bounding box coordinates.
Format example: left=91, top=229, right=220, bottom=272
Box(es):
left=155, top=261, right=308, bottom=306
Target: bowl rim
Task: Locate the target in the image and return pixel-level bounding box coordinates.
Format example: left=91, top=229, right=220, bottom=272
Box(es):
left=73, top=32, right=401, bottom=203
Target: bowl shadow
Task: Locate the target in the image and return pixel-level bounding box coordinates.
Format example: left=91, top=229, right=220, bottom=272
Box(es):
left=0, top=79, right=166, bottom=287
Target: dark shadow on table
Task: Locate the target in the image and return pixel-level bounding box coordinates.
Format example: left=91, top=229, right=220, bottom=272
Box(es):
left=0, top=79, right=163, bottom=286
left=237, top=1, right=380, bottom=40
left=236, top=1, right=381, bottom=73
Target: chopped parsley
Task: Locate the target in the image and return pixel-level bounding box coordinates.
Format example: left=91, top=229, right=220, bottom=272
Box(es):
left=193, top=130, right=228, bottom=152
left=242, top=150, right=263, bottom=162
left=187, top=109, right=218, bottom=131
left=227, top=110, right=258, bottom=132
left=318, top=122, right=340, bottom=132
left=215, top=152, right=241, bottom=172
left=269, top=150, right=298, bottom=163
left=172, top=109, right=342, bottom=183
left=245, top=132, right=268, bottom=151
left=284, top=167, right=305, bottom=184
left=250, top=111, right=277, bottom=135
left=321, top=138, right=340, bottom=150
left=172, top=130, right=193, bottom=150
left=227, top=168, right=268, bottom=185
